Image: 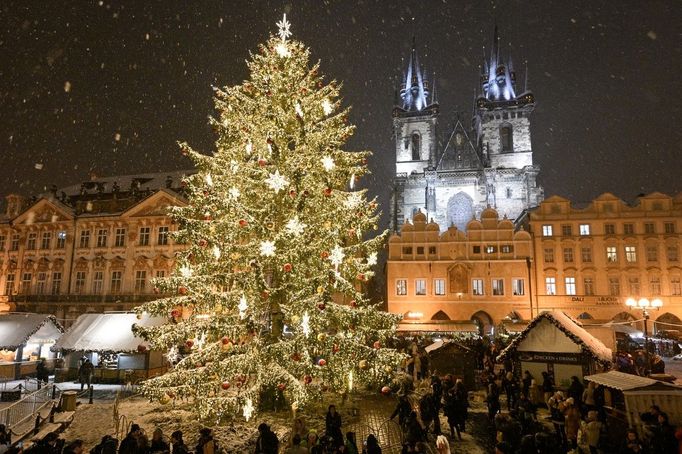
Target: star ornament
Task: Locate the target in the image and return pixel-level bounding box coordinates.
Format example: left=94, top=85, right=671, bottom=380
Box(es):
left=228, top=187, right=240, bottom=200
left=276, top=13, right=292, bottom=41
left=285, top=217, right=307, bottom=236
left=329, top=245, right=345, bottom=270
left=260, top=240, right=277, bottom=257
left=366, top=252, right=378, bottom=266
left=344, top=192, right=362, bottom=209
left=266, top=170, right=289, bottom=193
left=321, top=156, right=335, bottom=172
left=322, top=99, right=333, bottom=116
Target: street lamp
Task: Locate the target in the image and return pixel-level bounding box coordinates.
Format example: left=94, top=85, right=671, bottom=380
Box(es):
left=625, top=297, right=663, bottom=375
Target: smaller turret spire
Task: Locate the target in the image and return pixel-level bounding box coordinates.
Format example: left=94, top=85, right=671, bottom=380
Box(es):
left=398, top=37, right=431, bottom=112
left=431, top=71, right=438, bottom=104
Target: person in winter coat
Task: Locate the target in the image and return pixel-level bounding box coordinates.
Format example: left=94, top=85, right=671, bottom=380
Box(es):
left=584, top=410, right=602, bottom=454
left=36, top=359, right=50, bottom=385
left=149, top=429, right=168, bottom=453
left=63, top=440, right=84, bottom=454
left=563, top=398, right=581, bottom=450
left=547, top=392, right=566, bottom=447
left=119, top=424, right=142, bottom=454
left=255, top=423, right=278, bottom=454
left=418, top=393, right=440, bottom=435
left=325, top=405, right=344, bottom=448
left=390, top=395, right=412, bottom=430
left=486, top=382, right=501, bottom=422
left=404, top=411, right=426, bottom=446
left=78, top=359, right=94, bottom=391
left=620, top=429, right=644, bottom=453
left=651, top=412, right=677, bottom=454
left=567, top=376, right=584, bottom=408
left=169, top=431, right=188, bottom=454
left=344, top=432, right=359, bottom=454
left=285, top=434, right=307, bottom=454
left=583, top=381, right=597, bottom=414
left=521, top=371, right=533, bottom=399
left=541, top=372, right=554, bottom=406
left=195, top=428, right=216, bottom=454
left=362, top=434, right=381, bottom=454
left=90, top=435, right=118, bottom=454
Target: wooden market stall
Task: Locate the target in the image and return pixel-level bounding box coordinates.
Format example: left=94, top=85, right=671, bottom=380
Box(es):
left=425, top=339, right=477, bottom=389
left=0, top=313, right=63, bottom=380
left=497, top=311, right=613, bottom=388
left=52, top=313, right=168, bottom=383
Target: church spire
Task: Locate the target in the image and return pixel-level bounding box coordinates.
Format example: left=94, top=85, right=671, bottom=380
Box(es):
left=481, top=26, right=517, bottom=102
left=399, top=37, right=431, bottom=112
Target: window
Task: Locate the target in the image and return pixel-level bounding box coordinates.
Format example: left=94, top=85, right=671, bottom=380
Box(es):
left=158, top=226, right=169, bottom=246
left=486, top=245, right=497, bottom=254
left=609, top=277, right=621, bottom=296
left=92, top=271, right=103, bottom=294
left=51, top=272, right=61, bottom=295
left=40, top=232, right=52, bottom=249
left=581, top=247, right=592, bottom=263
left=579, top=224, right=591, bottom=236
left=584, top=278, right=594, bottom=296
left=411, top=133, right=421, bottom=160
left=492, top=279, right=504, bottom=295
left=604, top=224, right=615, bottom=235
left=472, top=245, right=481, bottom=254
left=139, top=227, right=150, bottom=246
left=4, top=274, right=15, bottom=295
left=501, top=245, right=513, bottom=253
left=416, top=246, right=424, bottom=255
left=628, top=277, right=640, bottom=295
left=21, top=273, right=32, bottom=293
left=545, top=277, right=556, bottom=295
left=75, top=271, right=86, bottom=294
left=565, top=277, right=576, bottom=295
left=544, top=248, right=555, bottom=263
left=135, top=270, right=147, bottom=293
left=79, top=230, right=90, bottom=248
left=512, top=278, right=525, bottom=296
left=561, top=225, right=572, bottom=236
left=542, top=225, right=553, bottom=236
left=645, top=223, right=655, bottom=234
left=665, top=222, right=676, bottom=234
left=0, top=235, right=5, bottom=251
left=623, top=223, right=635, bottom=235
left=563, top=247, right=574, bottom=263
left=625, top=246, right=637, bottom=263
left=114, top=228, right=126, bottom=247
left=155, top=270, right=166, bottom=279
left=606, top=246, right=617, bottom=263
left=646, top=246, right=658, bottom=262
left=668, top=245, right=679, bottom=262
left=428, top=246, right=436, bottom=255
left=650, top=277, right=661, bottom=295
left=500, top=124, right=513, bottom=152
left=10, top=234, right=19, bottom=251
left=672, top=277, right=681, bottom=296
left=110, top=271, right=123, bottom=294
left=56, top=231, right=66, bottom=249
left=472, top=279, right=484, bottom=295
left=402, top=247, right=412, bottom=255
left=396, top=279, right=407, bottom=296
left=36, top=272, right=47, bottom=294
left=415, top=279, right=426, bottom=296
left=26, top=233, right=37, bottom=250
left=96, top=229, right=108, bottom=248
left=506, top=188, right=512, bottom=199
left=434, top=279, right=445, bottom=296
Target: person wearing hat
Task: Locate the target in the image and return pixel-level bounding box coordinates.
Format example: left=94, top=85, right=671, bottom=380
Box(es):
left=255, top=423, right=278, bottom=454
left=119, top=424, right=141, bottom=454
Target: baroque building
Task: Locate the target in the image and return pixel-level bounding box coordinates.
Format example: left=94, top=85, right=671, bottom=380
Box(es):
left=390, top=29, right=543, bottom=233
left=0, top=171, right=190, bottom=325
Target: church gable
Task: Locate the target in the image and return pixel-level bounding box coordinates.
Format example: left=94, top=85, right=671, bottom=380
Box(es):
left=122, top=190, right=186, bottom=218
left=12, top=198, right=73, bottom=225
left=436, top=121, right=482, bottom=171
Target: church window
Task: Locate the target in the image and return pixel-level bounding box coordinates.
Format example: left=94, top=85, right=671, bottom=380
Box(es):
left=500, top=124, right=513, bottom=152
left=411, top=133, right=421, bottom=160
left=506, top=188, right=512, bottom=199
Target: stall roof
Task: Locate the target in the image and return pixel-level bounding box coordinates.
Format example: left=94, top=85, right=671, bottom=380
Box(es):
left=585, top=370, right=682, bottom=392
left=52, top=313, right=164, bottom=354
left=425, top=339, right=472, bottom=353
left=0, top=313, right=64, bottom=350
left=397, top=322, right=479, bottom=333
left=497, top=310, right=612, bottom=365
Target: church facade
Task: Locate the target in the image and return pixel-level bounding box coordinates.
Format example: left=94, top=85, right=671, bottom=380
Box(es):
left=390, top=29, right=544, bottom=233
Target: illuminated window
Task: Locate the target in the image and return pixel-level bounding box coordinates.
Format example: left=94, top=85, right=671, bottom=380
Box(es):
left=501, top=245, right=513, bottom=253
left=396, top=279, right=407, bottom=296
left=579, top=224, right=591, bottom=235
left=542, top=225, right=553, bottom=236
left=606, top=246, right=617, bottom=263
left=486, top=245, right=497, bottom=254
left=472, top=279, right=484, bottom=295
left=492, top=279, right=504, bottom=296
left=565, top=277, right=576, bottom=296
left=512, top=279, right=525, bottom=296
left=56, top=231, right=66, bottom=249
left=625, top=246, right=637, bottom=263
left=434, top=279, right=445, bottom=296
left=545, top=277, right=556, bottom=295
left=157, top=226, right=169, bottom=246
left=96, top=229, right=108, bottom=248
left=415, top=279, right=426, bottom=295
left=583, top=278, right=594, bottom=296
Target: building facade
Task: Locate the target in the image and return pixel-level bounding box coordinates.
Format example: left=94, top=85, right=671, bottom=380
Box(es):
left=386, top=208, right=534, bottom=334
left=526, top=192, right=682, bottom=330
left=0, top=171, right=189, bottom=325
left=390, top=29, right=543, bottom=233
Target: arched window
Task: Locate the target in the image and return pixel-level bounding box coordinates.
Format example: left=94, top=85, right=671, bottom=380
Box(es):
left=500, top=124, right=513, bottom=152
left=411, top=133, right=421, bottom=160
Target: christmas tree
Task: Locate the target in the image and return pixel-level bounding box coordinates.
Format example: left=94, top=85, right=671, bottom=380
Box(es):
left=133, top=15, right=402, bottom=421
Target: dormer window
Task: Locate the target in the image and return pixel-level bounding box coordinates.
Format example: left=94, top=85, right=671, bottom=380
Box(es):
left=500, top=124, right=513, bottom=152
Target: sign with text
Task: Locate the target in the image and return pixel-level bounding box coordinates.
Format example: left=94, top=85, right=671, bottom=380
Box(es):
left=517, top=351, right=583, bottom=364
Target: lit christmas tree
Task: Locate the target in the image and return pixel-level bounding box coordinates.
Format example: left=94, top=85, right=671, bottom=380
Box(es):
left=133, top=14, right=402, bottom=421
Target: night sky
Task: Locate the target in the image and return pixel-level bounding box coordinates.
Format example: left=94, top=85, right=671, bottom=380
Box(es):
left=2, top=1, right=681, bottom=226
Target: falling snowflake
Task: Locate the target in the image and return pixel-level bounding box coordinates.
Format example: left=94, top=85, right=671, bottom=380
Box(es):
left=285, top=217, right=307, bottom=236
left=238, top=293, right=248, bottom=319
left=228, top=187, right=240, bottom=200
left=243, top=397, right=255, bottom=421
left=302, top=311, right=311, bottom=337
left=322, top=99, right=333, bottom=116
left=266, top=170, right=289, bottom=193
left=260, top=240, right=276, bottom=257
left=344, top=192, right=362, bottom=209
left=276, top=13, right=292, bottom=41
left=366, top=252, right=378, bottom=266
left=329, top=245, right=345, bottom=270
left=321, top=156, right=335, bottom=172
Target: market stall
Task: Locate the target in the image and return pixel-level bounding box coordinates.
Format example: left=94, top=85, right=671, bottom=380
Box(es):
left=497, top=311, right=612, bottom=388
left=425, top=339, right=477, bottom=389
left=52, top=313, right=168, bottom=383
left=0, top=313, right=63, bottom=380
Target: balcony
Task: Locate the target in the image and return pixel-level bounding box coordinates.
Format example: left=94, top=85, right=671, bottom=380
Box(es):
left=8, top=293, right=165, bottom=304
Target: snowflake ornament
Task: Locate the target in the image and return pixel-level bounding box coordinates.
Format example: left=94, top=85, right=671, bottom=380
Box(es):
left=285, top=217, right=307, bottom=236
left=322, top=99, right=333, bottom=116
left=212, top=245, right=221, bottom=259
left=238, top=293, right=248, bottom=319
left=302, top=311, right=311, bottom=337
left=329, top=245, right=345, bottom=270
left=179, top=264, right=192, bottom=278
left=260, top=240, right=277, bottom=257
left=228, top=187, right=240, bottom=200
left=321, top=156, right=335, bottom=172
left=349, top=173, right=356, bottom=190
left=204, top=173, right=213, bottom=187
left=295, top=102, right=304, bottom=118
left=243, top=397, right=255, bottom=421
left=366, top=252, right=378, bottom=266
left=266, top=170, right=289, bottom=193
left=276, top=13, right=292, bottom=41
left=245, top=141, right=253, bottom=155
left=344, top=192, right=362, bottom=209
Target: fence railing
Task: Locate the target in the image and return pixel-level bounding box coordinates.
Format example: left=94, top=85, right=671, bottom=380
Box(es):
left=0, top=384, right=58, bottom=431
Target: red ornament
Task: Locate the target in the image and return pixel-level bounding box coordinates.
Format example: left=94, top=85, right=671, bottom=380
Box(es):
left=235, top=381, right=242, bottom=387
left=258, top=158, right=267, bottom=167
left=361, top=158, right=368, bottom=165
left=317, top=302, right=326, bottom=310
left=167, top=392, right=175, bottom=399
left=373, top=341, right=381, bottom=349
left=178, top=286, right=188, bottom=295
left=277, top=383, right=286, bottom=391
left=291, top=352, right=301, bottom=362
left=332, top=344, right=340, bottom=353
left=185, top=339, right=194, bottom=349
left=203, top=213, right=212, bottom=221
left=318, top=358, right=327, bottom=367
left=347, top=228, right=356, bottom=237
left=221, top=381, right=231, bottom=390
left=238, top=219, right=248, bottom=227
left=170, top=309, right=181, bottom=318
left=381, top=386, right=391, bottom=395
left=323, top=187, right=332, bottom=197
left=198, top=239, right=208, bottom=247
left=304, top=375, right=313, bottom=384
left=153, top=287, right=160, bottom=294
left=266, top=137, right=274, bottom=145
left=357, top=274, right=366, bottom=282
left=137, top=344, right=147, bottom=353
left=302, top=190, right=310, bottom=198
left=289, top=189, right=297, bottom=199
left=320, top=251, right=329, bottom=259
left=283, top=263, right=293, bottom=273
left=221, top=336, right=231, bottom=345
left=350, top=300, right=357, bottom=308
left=261, top=290, right=270, bottom=300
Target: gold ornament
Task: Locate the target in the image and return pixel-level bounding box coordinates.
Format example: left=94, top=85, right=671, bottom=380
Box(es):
left=316, top=286, right=324, bottom=294
left=159, top=394, right=170, bottom=405
left=384, top=365, right=393, bottom=374
left=317, top=333, right=327, bottom=342
left=359, top=360, right=368, bottom=370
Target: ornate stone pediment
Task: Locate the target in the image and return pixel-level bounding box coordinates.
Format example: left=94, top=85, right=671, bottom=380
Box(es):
left=12, top=199, right=73, bottom=225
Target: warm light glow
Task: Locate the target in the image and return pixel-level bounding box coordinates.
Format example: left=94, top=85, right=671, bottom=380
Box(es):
left=406, top=311, right=423, bottom=319
left=652, top=298, right=663, bottom=308
left=625, top=298, right=637, bottom=307
left=638, top=298, right=650, bottom=308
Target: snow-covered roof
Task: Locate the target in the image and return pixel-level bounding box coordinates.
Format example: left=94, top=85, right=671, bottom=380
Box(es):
left=52, top=313, right=165, bottom=354
left=497, top=310, right=613, bottom=365
left=0, top=313, right=64, bottom=350
left=584, top=371, right=662, bottom=391
left=425, top=339, right=472, bottom=354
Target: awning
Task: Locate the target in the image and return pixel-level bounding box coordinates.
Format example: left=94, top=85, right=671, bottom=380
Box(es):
left=397, top=322, right=479, bottom=333
left=584, top=371, right=658, bottom=391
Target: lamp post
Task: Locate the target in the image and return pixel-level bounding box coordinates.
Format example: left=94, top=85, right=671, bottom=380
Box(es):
left=625, top=297, right=663, bottom=375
